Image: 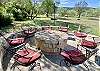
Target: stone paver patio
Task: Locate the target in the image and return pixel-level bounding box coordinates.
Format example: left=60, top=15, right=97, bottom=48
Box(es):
left=0, top=32, right=100, bottom=71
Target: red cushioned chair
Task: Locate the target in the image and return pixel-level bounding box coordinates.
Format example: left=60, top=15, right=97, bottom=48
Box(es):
left=11, top=48, right=42, bottom=71
left=8, top=38, right=25, bottom=46
left=22, top=27, right=37, bottom=38
left=74, top=25, right=87, bottom=38
left=42, top=26, right=51, bottom=30
left=0, top=32, right=25, bottom=47
left=80, top=36, right=100, bottom=58
left=59, top=26, right=69, bottom=33
left=60, top=48, right=89, bottom=70
left=80, top=36, right=100, bottom=49
left=81, top=40, right=97, bottom=49
left=74, top=32, right=87, bottom=38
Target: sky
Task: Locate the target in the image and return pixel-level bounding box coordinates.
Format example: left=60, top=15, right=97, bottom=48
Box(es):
left=57, top=0, right=100, bottom=8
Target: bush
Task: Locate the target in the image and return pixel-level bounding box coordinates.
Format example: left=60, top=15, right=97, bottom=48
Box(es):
left=0, top=14, right=13, bottom=28
left=0, top=6, right=13, bottom=28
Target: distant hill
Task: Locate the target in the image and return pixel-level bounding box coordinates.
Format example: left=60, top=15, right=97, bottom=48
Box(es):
left=58, top=7, right=97, bottom=10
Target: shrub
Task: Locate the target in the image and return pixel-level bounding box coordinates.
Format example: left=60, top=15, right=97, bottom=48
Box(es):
left=0, top=6, right=13, bottom=28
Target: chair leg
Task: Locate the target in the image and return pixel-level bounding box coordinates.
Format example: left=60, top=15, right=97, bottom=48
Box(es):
left=60, top=59, right=71, bottom=67
left=60, top=59, right=65, bottom=66
left=64, top=60, right=71, bottom=67
left=83, top=62, right=89, bottom=71
left=16, top=67, right=21, bottom=71
left=28, top=62, right=36, bottom=71
left=10, top=61, right=21, bottom=71
left=28, top=62, right=42, bottom=71
left=37, top=63, right=42, bottom=71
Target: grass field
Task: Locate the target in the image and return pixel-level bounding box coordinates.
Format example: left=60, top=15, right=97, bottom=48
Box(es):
left=35, top=16, right=99, bottom=36
left=0, top=16, right=99, bottom=36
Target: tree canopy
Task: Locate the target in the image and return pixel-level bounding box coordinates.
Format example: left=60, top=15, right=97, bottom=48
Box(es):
left=41, top=0, right=54, bottom=17
left=75, top=0, right=88, bottom=18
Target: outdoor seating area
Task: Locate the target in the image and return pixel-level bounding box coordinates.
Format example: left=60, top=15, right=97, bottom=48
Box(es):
left=0, top=25, right=100, bottom=71
left=0, top=0, right=99, bottom=71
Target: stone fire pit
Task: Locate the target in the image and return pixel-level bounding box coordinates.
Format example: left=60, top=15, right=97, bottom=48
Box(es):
left=35, top=30, right=68, bottom=53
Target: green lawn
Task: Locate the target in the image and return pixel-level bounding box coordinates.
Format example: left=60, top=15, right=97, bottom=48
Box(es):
left=35, top=16, right=99, bottom=36
left=61, top=17, right=99, bottom=36
left=0, top=17, right=99, bottom=36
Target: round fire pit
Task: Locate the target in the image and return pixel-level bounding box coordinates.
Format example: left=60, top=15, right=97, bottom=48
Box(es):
left=35, top=30, right=68, bottom=54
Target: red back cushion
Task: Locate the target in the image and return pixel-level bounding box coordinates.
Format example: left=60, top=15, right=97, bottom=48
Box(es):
left=75, top=32, right=87, bottom=38
left=81, top=40, right=97, bottom=49
left=61, top=28, right=68, bottom=32
left=59, top=27, right=68, bottom=32
left=24, top=30, right=35, bottom=35
left=9, top=38, right=24, bottom=46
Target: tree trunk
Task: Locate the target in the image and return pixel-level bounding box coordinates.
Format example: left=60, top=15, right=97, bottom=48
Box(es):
left=78, top=13, right=81, bottom=18
left=32, top=14, right=37, bottom=20
left=30, top=10, right=33, bottom=20
left=77, top=13, right=81, bottom=20
left=46, top=11, right=49, bottom=17
left=32, top=10, right=38, bottom=20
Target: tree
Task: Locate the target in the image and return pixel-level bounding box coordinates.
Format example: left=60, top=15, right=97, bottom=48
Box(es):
left=67, top=9, right=76, bottom=17
left=0, top=3, right=13, bottom=28
left=0, top=0, right=8, bottom=3
left=58, top=7, right=67, bottom=17
left=75, top=0, right=88, bottom=19
left=41, top=0, right=54, bottom=17
left=5, top=0, right=40, bottom=20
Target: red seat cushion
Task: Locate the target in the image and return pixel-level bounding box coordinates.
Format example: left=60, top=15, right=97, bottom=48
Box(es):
left=8, top=38, right=24, bottom=46
left=61, top=28, right=68, bottom=32
left=70, top=54, right=86, bottom=65
left=16, top=48, right=34, bottom=56
left=24, top=30, right=35, bottom=35
left=59, top=28, right=68, bottom=32
left=81, top=40, right=97, bottom=49
left=60, top=50, right=86, bottom=65
left=61, top=50, right=83, bottom=58
left=15, top=48, right=41, bottom=66
left=75, top=32, right=87, bottom=38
